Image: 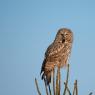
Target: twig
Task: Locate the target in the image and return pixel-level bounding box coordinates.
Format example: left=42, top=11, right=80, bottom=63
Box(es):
left=53, top=69, right=55, bottom=95
left=35, top=78, right=41, bottom=95
left=73, top=82, right=76, bottom=95
left=89, top=92, right=93, bottom=95
left=44, top=78, right=49, bottom=95
left=48, top=84, right=52, bottom=95
left=56, top=68, right=58, bottom=95
left=64, top=82, right=71, bottom=95
left=63, top=64, right=70, bottom=95
left=75, top=80, right=78, bottom=95
left=73, top=80, right=78, bottom=95
left=58, top=67, right=61, bottom=95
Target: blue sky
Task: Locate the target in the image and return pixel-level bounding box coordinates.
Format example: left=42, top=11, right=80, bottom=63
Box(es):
left=0, top=0, right=95, bottom=95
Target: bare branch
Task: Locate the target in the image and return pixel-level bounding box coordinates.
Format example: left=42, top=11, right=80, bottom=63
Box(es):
left=35, top=78, right=41, bottom=95
left=63, top=64, right=70, bottom=95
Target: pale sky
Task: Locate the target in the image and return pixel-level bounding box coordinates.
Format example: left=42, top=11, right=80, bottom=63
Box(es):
left=0, top=0, right=95, bottom=95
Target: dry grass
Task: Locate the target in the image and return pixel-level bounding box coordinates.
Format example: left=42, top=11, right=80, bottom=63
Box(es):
left=35, top=64, right=78, bottom=95
left=35, top=78, right=41, bottom=95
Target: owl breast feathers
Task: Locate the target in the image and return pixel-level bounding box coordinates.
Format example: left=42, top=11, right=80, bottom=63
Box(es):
left=40, top=28, right=73, bottom=85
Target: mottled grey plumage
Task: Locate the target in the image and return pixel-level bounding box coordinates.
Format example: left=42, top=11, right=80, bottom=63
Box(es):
left=40, top=28, right=73, bottom=85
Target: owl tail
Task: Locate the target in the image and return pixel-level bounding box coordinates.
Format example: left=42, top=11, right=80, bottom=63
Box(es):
left=42, top=71, right=51, bottom=85
left=40, top=59, right=52, bottom=85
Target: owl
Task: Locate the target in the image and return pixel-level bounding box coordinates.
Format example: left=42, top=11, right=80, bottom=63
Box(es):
left=40, top=28, right=73, bottom=85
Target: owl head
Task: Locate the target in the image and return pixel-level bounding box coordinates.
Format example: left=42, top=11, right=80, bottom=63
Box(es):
left=54, top=28, right=73, bottom=43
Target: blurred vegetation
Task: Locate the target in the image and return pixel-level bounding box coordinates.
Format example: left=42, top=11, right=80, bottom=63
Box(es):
left=35, top=64, right=93, bottom=95
left=35, top=64, right=79, bottom=95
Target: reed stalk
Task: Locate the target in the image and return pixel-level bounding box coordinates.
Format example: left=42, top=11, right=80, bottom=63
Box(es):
left=53, top=69, right=55, bottom=95
left=35, top=64, right=79, bottom=95
left=44, top=78, right=49, bottom=95
left=63, top=64, right=70, bottom=95
left=58, top=67, right=61, bottom=95
left=35, top=78, right=41, bottom=95
left=56, top=68, right=59, bottom=95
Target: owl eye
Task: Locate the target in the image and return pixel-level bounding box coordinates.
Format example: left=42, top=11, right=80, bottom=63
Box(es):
left=65, top=33, right=68, bottom=36
left=61, top=34, right=64, bottom=36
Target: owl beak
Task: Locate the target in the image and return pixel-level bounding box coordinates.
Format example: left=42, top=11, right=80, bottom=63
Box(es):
left=62, top=37, right=65, bottom=43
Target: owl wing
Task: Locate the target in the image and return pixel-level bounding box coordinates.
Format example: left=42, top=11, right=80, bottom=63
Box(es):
left=45, top=42, right=65, bottom=57
left=41, top=42, right=65, bottom=85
